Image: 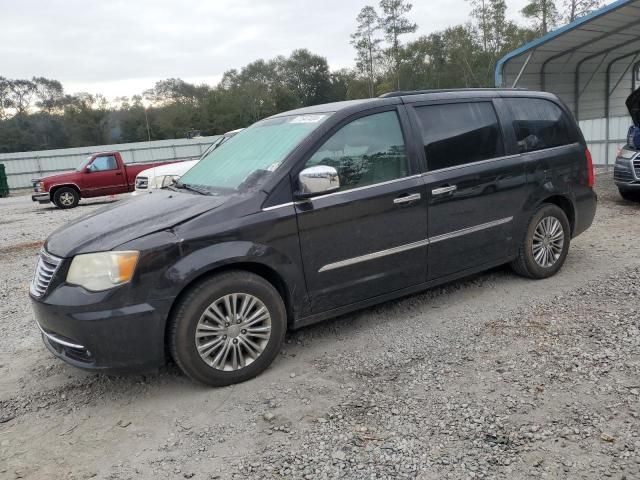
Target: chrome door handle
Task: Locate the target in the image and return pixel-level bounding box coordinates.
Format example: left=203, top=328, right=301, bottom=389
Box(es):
left=393, top=193, right=421, bottom=205
left=432, top=185, right=457, bottom=196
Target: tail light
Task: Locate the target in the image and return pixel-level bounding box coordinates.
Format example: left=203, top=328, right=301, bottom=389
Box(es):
left=585, top=148, right=595, bottom=188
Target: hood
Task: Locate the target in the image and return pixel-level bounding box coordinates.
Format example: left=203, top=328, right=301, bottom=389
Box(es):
left=45, top=190, right=228, bottom=258
left=40, top=170, right=76, bottom=186
left=626, top=88, right=640, bottom=126
left=139, top=159, right=199, bottom=179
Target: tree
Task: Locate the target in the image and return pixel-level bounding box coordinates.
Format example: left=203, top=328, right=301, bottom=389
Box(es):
left=469, top=0, right=491, bottom=52
left=283, top=49, right=332, bottom=106
left=0, top=77, right=11, bottom=120
left=521, top=0, right=559, bottom=34
left=562, top=0, right=602, bottom=23
left=32, top=77, right=64, bottom=114
left=8, top=79, right=36, bottom=115
left=351, top=6, right=383, bottom=97
left=379, top=0, right=417, bottom=89
left=143, top=78, right=208, bottom=106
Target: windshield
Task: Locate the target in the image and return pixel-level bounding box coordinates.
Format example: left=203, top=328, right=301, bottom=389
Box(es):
left=178, top=113, right=331, bottom=192
left=76, top=156, right=92, bottom=171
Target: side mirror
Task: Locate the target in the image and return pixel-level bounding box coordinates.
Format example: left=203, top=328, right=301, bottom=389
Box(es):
left=85, top=164, right=95, bottom=173
left=297, top=165, right=340, bottom=198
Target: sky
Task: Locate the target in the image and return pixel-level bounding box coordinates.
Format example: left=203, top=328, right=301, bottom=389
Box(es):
left=0, top=0, right=530, bottom=100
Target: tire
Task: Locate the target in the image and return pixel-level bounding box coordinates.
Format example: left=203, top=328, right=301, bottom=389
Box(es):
left=52, top=187, right=80, bottom=209
left=511, top=204, right=571, bottom=279
left=618, top=188, right=640, bottom=202
left=169, top=271, right=287, bottom=387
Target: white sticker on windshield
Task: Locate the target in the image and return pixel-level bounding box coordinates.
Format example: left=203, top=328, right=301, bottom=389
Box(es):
left=290, top=114, right=326, bottom=124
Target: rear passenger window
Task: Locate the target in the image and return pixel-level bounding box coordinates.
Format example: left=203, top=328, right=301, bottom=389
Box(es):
left=505, top=98, right=574, bottom=154
left=414, top=102, right=504, bottom=171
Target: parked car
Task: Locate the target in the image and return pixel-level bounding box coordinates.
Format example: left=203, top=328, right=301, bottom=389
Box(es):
left=32, top=152, right=178, bottom=209
left=30, top=89, right=596, bottom=386
left=614, top=89, right=640, bottom=201
left=132, top=129, right=242, bottom=195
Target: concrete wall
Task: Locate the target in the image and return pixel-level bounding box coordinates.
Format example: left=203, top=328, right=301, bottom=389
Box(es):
left=0, top=136, right=220, bottom=190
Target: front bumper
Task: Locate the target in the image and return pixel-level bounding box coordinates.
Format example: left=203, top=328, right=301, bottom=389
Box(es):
left=30, top=285, right=172, bottom=374
left=613, top=156, right=640, bottom=189
left=32, top=193, right=50, bottom=204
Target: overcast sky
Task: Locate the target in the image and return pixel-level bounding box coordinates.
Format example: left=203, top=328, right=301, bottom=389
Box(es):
left=1, top=0, right=530, bottom=99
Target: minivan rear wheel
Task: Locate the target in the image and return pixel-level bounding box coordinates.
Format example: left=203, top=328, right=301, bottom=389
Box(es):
left=168, top=271, right=287, bottom=387
left=511, top=204, right=570, bottom=279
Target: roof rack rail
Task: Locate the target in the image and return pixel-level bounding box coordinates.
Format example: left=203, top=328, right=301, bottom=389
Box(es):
left=379, top=87, right=528, bottom=98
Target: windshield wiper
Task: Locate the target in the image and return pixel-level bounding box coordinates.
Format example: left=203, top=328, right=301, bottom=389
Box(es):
left=172, top=182, right=211, bottom=195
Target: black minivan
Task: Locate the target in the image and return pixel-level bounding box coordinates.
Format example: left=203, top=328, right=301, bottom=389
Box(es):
left=30, top=89, right=597, bottom=386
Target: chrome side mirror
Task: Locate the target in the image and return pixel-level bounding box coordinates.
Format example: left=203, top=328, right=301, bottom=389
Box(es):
left=297, top=165, right=340, bottom=197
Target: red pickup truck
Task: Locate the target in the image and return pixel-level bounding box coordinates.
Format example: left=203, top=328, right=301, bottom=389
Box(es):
left=32, top=152, right=177, bottom=209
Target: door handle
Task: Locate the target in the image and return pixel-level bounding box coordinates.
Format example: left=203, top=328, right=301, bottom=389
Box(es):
left=115, top=172, right=123, bottom=176
left=432, top=185, right=457, bottom=196
left=393, top=193, right=421, bottom=205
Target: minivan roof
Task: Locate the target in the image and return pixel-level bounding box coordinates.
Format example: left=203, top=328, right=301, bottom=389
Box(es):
left=269, top=88, right=561, bottom=118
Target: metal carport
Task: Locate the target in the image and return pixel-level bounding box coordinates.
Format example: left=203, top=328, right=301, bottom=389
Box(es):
left=495, top=0, right=640, bottom=165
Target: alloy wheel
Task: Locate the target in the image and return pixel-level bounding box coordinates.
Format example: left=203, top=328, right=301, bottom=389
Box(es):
left=195, top=293, right=272, bottom=371
left=532, top=216, right=564, bottom=268
left=60, top=192, right=75, bottom=206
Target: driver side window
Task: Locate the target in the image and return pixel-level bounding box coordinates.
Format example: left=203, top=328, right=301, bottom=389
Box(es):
left=305, top=111, right=408, bottom=191
left=90, top=155, right=117, bottom=171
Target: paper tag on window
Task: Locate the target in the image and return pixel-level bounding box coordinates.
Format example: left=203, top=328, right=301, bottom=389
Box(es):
left=290, top=114, right=326, bottom=124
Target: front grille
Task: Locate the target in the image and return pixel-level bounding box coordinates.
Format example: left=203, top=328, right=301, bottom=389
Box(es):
left=30, top=250, right=62, bottom=297
left=136, top=176, right=148, bottom=190
left=634, top=160, right=640, bottom=178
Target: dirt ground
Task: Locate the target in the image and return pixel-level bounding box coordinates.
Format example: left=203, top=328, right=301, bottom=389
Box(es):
left=1, top=175, right=639, bottom=480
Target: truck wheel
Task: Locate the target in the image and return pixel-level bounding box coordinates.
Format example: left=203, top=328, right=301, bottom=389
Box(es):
left=511, top=204, right=570, bottom=279
left=53, top=187, right=80, bottom=209
left=618, top=188, right=640, bottom=202
left=169, top=271, right=287, bottom=387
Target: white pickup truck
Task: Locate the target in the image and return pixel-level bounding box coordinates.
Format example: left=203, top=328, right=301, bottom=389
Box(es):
left=132, top=129, right=242, bottom=194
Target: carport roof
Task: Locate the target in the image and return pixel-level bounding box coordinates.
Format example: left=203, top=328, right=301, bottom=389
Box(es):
left=495, top=0, right=640, bottom=120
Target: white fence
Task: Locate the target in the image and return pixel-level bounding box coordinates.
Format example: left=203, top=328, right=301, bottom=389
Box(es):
left=580, top=116, right=630, bottom=167
left=0, top=136, right=220, bottom=190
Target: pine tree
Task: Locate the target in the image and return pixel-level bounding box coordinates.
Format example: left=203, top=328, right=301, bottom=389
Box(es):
left=563, top=0, right=603, bottom=23
left=379, top=0, right=417, bottom=89
left=521, top=0, right=559, bottom=34
left=351, top=6, right=383, bottom=97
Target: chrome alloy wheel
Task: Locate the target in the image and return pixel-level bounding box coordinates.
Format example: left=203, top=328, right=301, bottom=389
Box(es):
left=195, top=293, right=272, bottom=371
left=59, top=192, right=75, bottom=206
left=532, top=216, right=564, bottom=268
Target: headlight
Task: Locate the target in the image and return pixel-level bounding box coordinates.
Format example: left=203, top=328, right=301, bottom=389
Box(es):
left=151, top=175, right=179, bottom=189
left=67, top=251, right=139, bottom=291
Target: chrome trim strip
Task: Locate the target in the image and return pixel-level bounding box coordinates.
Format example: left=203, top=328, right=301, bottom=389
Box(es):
left=317, top=216, right=513, bottom=272
left=36, top=322, right=86, bottom=350
left=262, top=174, right=424, bottom=211
left=262, top=202, right=295, bottom=211
left=318, top=239, right=429, bottom=272
left=305, top=174, right=423, bottom=201
left=429, top=217, right=513, bottom=244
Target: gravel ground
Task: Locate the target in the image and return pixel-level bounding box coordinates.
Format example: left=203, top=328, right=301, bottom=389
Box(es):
left=0, top=175, right=639, bottom=480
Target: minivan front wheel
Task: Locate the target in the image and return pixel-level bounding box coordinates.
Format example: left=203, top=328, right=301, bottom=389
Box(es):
left=511, top=204, right=570, bottom=279
left=169, top=271, right=287, bottom=386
